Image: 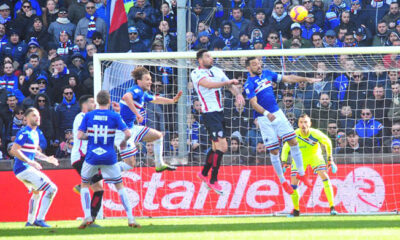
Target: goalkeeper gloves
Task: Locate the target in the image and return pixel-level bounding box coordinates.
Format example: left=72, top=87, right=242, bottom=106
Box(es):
left=282, top=162, right=290, bottom=174
left=328, top=160, right=338, bottom=174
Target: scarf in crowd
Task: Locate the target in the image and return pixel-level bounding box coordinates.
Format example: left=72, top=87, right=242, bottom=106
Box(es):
left=371, top=0, right=384, bottom=8
left=272, top=11, right=287, bottom=22
left=56, top=17, right=70, bottom=24
left=0, top=15, right=11, bottom=24
left=86, top=12, right=98, bottom=39
left=62, top=93, right=76, bottom=108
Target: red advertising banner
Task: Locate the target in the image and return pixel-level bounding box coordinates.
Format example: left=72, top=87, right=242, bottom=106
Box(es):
left=1, top=164, right=399, bottom=222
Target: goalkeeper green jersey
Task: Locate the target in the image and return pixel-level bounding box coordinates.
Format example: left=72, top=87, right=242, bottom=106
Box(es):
left=281, top=128, right=332, bottom=163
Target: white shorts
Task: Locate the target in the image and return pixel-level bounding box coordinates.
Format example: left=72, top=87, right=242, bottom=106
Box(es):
left=257, top=109, right=296, bottom=151
left=114, top=125, right=150, bottom=159
left=16, top=167, right=55, bottom=192
left=81, top=161, right=122, bottom=184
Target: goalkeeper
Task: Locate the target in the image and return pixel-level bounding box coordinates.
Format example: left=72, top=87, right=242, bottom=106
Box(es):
left=281, top=114, right=338, bottom=217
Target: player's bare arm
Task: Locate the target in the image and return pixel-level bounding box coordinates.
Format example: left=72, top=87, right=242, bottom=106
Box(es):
left=122, top=92, right=143, bottom=123
left=77, top=130, right=89, bottom=140
left=282, top=75, right=322, bottom=84
left=10, top=143, right=42, bottom=170
left=249, top=97, right=276, bottom=122
left=198, top=78, right=239, bottom=89
left=35, top=149, right=59, bottom=166
left=227, top=83, right=245, bottom=107
left=151, top=90, right=183, bottom=104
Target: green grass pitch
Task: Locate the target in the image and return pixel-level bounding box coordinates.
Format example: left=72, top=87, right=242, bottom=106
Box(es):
left=1, top=216, right=400, bottom=240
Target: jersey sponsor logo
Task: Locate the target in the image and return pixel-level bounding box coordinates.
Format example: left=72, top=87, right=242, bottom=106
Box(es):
left=18, top=134, right=23, bottom=140
left=254, top=79, right=272, bottom=94
left=134, top=88, right=140, bottom=93
left=298, top=135, right=318, bottom=146
left=92, top=147, right=107, bottom=155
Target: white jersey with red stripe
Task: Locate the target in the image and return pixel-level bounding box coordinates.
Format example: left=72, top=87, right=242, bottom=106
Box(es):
left=71, top=112, right=87, bottom=165
left=191, top=66, right=229, bottom=113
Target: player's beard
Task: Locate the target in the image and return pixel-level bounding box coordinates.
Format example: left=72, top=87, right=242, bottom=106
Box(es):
left=204, top=63, right=212, bottom=69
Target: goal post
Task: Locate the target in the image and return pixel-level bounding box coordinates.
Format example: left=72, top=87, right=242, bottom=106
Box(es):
left=93, top=46, right=400, bottom=217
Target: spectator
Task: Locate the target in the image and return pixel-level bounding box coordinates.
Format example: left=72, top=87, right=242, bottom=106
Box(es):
left=56, top=30, right=79, bottom=61
left=219, top=21, right=239, bottom=50
left=168, top=133, right=179, bottom=157
left=355, top=107, right=383, bottom=146
left=338, top=105, right=355, bottom=130
left=75, top=1, right=106, bottom=43
left=249, top=0, right=274, bottom=17
left=128, top=26, right=147, bottom=52
left=85, top=43, right=96, bottom=63
left=293, top=80, right=314, bottom=110
left=42, top=0, right=58, bottom=27
left=354, top=26, right=372, bottom=46
left=91, top=31, right=104, bottom=53
left=227, top=135, right=249, bottom=165
left=157, top=1, right=176, bottom=33
left=0, top=62, right=24, bottom=102
left=334, top=58, right=355, bottom=101
left=384, top=70, right=399, bottom=98
left=264, top=31, right=280, bottom=49
left=228, top=7, right=251, bottom=40
left=55, top=133, right=73, bottom=158
left=222, top=0, right=252, bottom=20
left=327, top=121, right=339, bottom=148
left=250, top=141, right=267, bottom=166
left=55, top=86, right=80, bottom=140
left=368, top=60, right=387, bottom=87
left=342, top=32, right=357, bottom=47
left=385, top=30, right=400, bottom=46
left=301, top=14, right=323, bottom=40
left=336, top=25, right=348, bottom=43
left=26, top=39, right=45, bottom=65
left=344, top=71, right=368, bottom=110
left=338, top=130, right=373, bottom=154
left=383, top=122, right=400, bottom=152
left=286, top=112, right=297, bottom=128
left=304, top=0, right=324, bottom=27
left=26, top=17, right=51, bottom=50
left=48, top=7, right=76, bottom=43
left=189, top=1, right=211, bottom=33
left=0, top=23, right=7, bottom=51
left=246, top=9, right=270, bottom=40
left=186, top=31, right=197, bottom=50
left=2, top=30, right=28, bottom=68
left=278, top=93, right=303, bottom=119
left=140, top=141, right=155, bottom=167
left=74, top=34, right=87, bottom=58
left=194, top=31, right=211, bottom=50
left=373, top=20, right=390, bottom=46
left=283, top=23, right=312, bottom=48
left=327, top=0, right=350, bottom=20
left=382, top=2, right=400, bottom=30
left=15, top=1, right=39, bottom=40
left=187, top=113, right=200, bottom=155
left=6, top=105, right=25, bottom=142
left=69, top=53, right=89, bottom=83
left=311, top=93, right=338, bottom=131
left=0, top=3, right=11, bottom=28
left=49, top=56, right=70, bottom=103
left=335, top=10, right=356, bottom=34
left=311, top=32, right=324, bottom=48
left=80, top=61, right=93, bottom=96
left=36, top=74, right=52, bottom=100
left=127, top=0, right=156, bottom=48
left=365, top=0, right=390, bottom=34
left=388, top=82, right=400, bottom=123
left=236, top=32, right=252, bottom=50
left=269, top=1, right=293, bottom=39
left=367, top=85, right=391, bottom=124
left=22, top=81, right=40, bottom=109
left=391, top=139, right=400, bottom=153
left=157, top=20, right=177, bottom=51
left=334, top=130, right=347, bottom=153
left=246, top=118, right=263, bottom=150
left=68, top=0, right=88, bottom=25
left=0, top=93, right=18, bottom=140
left=323, top=29, right=341, bottom=47
left=349, top=0, right=370, bottom=30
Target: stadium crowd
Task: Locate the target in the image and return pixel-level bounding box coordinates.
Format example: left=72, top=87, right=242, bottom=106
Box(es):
left=0, top=0, right=399, bottom=165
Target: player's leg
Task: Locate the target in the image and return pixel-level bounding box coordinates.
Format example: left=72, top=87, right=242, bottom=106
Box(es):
left=289, top=174, right=301, bottom=217
left=316, top=168, right=336, bottom=215
left=17, top=168, right=57, bottom=227
left=89, top=181, right=104, bottom=221
left=102, top=164, right=140, bottom=228
left=26, top=190, right=42, bottom=226
left=208, top=137, right=227, bottom=192
left=258, top=116, right=292, bottom=194
left=115, top=129, right=138, bottom=171
left=79, top=162, right=98, bottom=228
left=141, top=127, right=176, bottom=172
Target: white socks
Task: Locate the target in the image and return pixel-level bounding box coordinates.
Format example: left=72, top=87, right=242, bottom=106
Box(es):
left=290, top=145, right=305, bottom=175
left=118, top=188, right=133, bottom=220
left=37, top=185, right=57, bottom=221
left=27, top=193, right=41, bottom=224
left=81, top=187, right=92, bottom=221
left=153, top=136, right=165, bottom=168
left=270, top=153, right=285, bottom=183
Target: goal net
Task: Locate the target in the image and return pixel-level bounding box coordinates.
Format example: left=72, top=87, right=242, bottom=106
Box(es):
left=94, top=47, right=400, bottom=217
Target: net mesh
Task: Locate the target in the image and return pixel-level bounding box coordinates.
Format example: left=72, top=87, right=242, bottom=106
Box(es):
left=97, top=50, right=400, bottom=217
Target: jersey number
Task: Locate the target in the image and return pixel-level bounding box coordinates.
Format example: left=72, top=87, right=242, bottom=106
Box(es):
left=93, top=124, right=108, bottom=145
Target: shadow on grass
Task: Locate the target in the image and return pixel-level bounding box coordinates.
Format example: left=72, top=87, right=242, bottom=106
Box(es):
left=1, top=220, right=400, bottom=237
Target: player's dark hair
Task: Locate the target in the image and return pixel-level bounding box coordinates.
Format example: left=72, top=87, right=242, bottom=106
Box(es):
left=196, top=49, right=208, bottom=60
left=79, top=95, right=93, bottom=109
left=97, top=90, right=110, bottom=106
left=24, top=107, right=38, bottom=117
left=298, top=113, right=310, bottom=119
left=245, top=57, right=257, bottom=67
left=132, top=66, right=150, bottom=84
